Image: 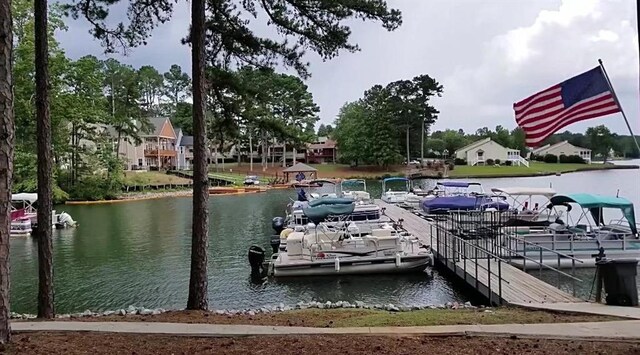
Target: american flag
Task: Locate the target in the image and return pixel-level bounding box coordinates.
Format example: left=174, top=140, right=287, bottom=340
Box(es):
left=513, top=66, right=621, bottom=147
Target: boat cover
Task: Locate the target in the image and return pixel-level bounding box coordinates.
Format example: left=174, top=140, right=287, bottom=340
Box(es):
left=303, top=203, right=355, bottom=224
left=308, top=197, right=354, bottom=207
left=422, top=195, right=509, bottom=213
left=549, top=193, right=637, bottom=235
left=437, top=181, right=470, bottom=188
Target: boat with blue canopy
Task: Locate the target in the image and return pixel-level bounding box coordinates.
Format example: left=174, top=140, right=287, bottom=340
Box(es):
left=421, top=181, right=509, bottom=214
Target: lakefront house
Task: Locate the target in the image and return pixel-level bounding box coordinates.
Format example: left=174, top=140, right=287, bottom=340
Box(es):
left=113, top=117, right=178, bottom=171
left=454, top=138, right=528, bottom=166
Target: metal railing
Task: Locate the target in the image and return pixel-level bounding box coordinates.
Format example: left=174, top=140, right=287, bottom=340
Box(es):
left=428, top=210, right=585, bottom=302
left=429, top=221, right=508, bottom=306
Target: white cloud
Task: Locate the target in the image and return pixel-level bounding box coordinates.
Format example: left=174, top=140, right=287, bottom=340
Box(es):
left=435, top=0, right=639, bottom=134
left=57, top=0, right=638, bottom=135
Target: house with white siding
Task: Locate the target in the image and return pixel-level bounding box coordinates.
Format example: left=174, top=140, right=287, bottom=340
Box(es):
left=455, top=138, right=528, bottom=166
left=531, top=141, right=591, bottom=163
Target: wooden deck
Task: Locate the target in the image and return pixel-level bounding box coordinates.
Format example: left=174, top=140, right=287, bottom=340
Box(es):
left=374, top=200, right=580, bottom=305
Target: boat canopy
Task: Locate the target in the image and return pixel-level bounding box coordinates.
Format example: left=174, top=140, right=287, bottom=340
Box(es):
left=11, top=193, right=38, bottom=203
left=308, top=179, right=337, bottom=186
left=341, top=179, right=365, bottom=185
left=549, top=193, right=636, bottom=234
left=382, top=177, right=409, bottom=183
left=437, top=181, right=473, bottom=188
left=491, top=187, right=556, bottom=197
left=303, top=201, right=355, bottom=224
left=308, top=197, right=354, bottom=208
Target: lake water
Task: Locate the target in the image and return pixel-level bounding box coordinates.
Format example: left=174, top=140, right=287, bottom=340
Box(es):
left=9, top=161, right=640, bottom=314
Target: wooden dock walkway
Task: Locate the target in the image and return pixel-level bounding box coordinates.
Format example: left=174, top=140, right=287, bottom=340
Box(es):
left=374, top=200, right=580, bottom=305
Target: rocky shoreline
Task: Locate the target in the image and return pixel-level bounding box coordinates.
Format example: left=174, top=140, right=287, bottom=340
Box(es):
left=10, top=300, right=480, bottom=320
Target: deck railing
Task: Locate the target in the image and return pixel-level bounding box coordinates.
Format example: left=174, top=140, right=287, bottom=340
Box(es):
left=425, top=210, right=585, bottom=302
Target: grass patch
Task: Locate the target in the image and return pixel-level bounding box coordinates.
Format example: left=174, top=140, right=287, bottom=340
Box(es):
left=74, top=307, right=622, bottom=328
left=123, top=172, right=191, bottom=185
left=449, top=162, right=621, bottom=177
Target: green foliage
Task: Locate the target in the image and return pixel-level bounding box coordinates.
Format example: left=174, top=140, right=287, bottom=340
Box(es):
left=453, top=158, right=466, bottom=166
left=317, top=124, right=334, bottom=137
left=486, top=158, right=495, bottom=166
left=334, top=74, right=442, bottom=167
left=163, top=64, right=191, bottom=115
left=586, top=125, right=614, bottom=162
left=494, top=159, right=501, bottom=165
left=559, top=154, right=586, bottom=164
left=505, top=160, right=513, bottom=166
left=543, top=154, right=558, bottom=164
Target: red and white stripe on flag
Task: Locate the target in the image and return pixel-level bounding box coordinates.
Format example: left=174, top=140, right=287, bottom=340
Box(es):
left=513, top=67, right=621, bottom=147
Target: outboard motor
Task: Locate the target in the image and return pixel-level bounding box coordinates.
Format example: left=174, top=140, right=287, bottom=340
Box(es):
left=248, top=245, right=266, bottom=278
left=270, top=217, right=285, bottom=253
left=56, top=212, right=77, bottom=229
left=272, top=217, right=285, bottom=234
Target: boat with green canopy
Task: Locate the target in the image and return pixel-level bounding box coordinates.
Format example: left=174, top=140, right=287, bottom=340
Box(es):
left=502, top=193, right=640, bottom=269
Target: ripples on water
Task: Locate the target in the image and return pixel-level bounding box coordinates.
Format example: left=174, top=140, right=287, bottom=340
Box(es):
left=10, top=164, right=640, bottom=313
left=10, top=190, right=468, bottom=314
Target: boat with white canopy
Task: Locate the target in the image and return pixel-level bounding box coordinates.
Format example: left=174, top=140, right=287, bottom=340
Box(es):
left=11, top=193, right=77, bottom=230
left=381, top=177, right=420, bottom=205
left=491, top=187, right=559, bottom=226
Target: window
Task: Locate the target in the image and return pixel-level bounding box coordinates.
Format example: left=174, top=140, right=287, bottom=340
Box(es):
left=138, top=159, right=143, bottom=166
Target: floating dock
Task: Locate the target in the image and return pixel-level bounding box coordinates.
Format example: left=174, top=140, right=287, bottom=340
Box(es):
left=374, top=200, right=580, bottom=305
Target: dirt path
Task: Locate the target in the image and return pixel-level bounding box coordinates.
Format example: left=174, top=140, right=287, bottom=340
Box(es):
left=6, top=333, right=639, bottom=354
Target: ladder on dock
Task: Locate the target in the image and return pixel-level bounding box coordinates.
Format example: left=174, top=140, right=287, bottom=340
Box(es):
left=374, top=200, right=581, bottom=305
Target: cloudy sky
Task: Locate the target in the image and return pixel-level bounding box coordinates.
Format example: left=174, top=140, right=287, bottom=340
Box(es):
left=58, top=0, right=640, bottom=135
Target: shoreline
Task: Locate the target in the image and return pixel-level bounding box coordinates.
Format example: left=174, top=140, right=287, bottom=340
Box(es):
left=448, top=164, right=639, bottom=179
left=63, top=164, right=638, bottom=204
left=65, top=187, right=270, bottom=205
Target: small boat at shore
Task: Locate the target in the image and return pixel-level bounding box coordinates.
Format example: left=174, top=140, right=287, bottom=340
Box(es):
left=263, top=203, right=433, bottom=277
left=10, top=208, right=32, bottom=236
left=11, top=193, right=77, bottom=230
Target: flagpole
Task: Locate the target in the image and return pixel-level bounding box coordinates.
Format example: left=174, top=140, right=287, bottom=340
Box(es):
left=598, top=59, right=640, bottom=154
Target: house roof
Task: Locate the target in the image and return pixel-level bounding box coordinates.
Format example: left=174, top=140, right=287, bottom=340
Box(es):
left=180, top=135, right=194, bottom=146
left=143, top=117, right=175, bottom=138
left=532, top=144, right=551, bottom=155
left=283, top=162, right=317, bottom=173
left=454, top=137, right=492, bottom=154
left=536, top=140, right=591, bottom=154
left=308, top=139, right=336, bottom=150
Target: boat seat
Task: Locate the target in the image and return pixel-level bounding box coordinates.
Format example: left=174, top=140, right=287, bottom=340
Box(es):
left=371, top=228, right=393, bottom=237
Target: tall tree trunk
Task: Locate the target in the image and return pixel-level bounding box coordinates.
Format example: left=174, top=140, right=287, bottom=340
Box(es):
left=420, top=121, right=424, bottom=163
left=0, top=0, right=14, bottom=342
left=406, top=126, right=410, bottom=165
left=35, top=0, right=55, bottom=318
left=187, top=0, right=209, bottom=310
left=249, top=131, right=253, bottom=172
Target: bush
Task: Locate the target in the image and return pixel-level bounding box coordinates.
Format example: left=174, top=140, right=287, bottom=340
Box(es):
left=453, top=158, right=466, bottom=166
left=559, top=154, right=586, bottom=164
left=494, top=159, right=501, bottom=165
left=68, top=176, right=122, bottom=201
left=486, top=158, right=495, bottom=166
left=447, top=163, right=454, bottom=171
left=531, top=154, right=544, bottom=162
left=14, top=179, right=69, bottom=204
left=505, top=160, right=513, bottom=166
left=543, top=154, right=558, bottom=163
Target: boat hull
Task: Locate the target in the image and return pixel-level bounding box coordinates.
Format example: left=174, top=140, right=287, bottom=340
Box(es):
left=270, top=254, right=432, bottom=277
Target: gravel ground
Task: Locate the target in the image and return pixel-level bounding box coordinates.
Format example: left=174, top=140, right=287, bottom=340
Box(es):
left=5, top=333, right=640, bottom=355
